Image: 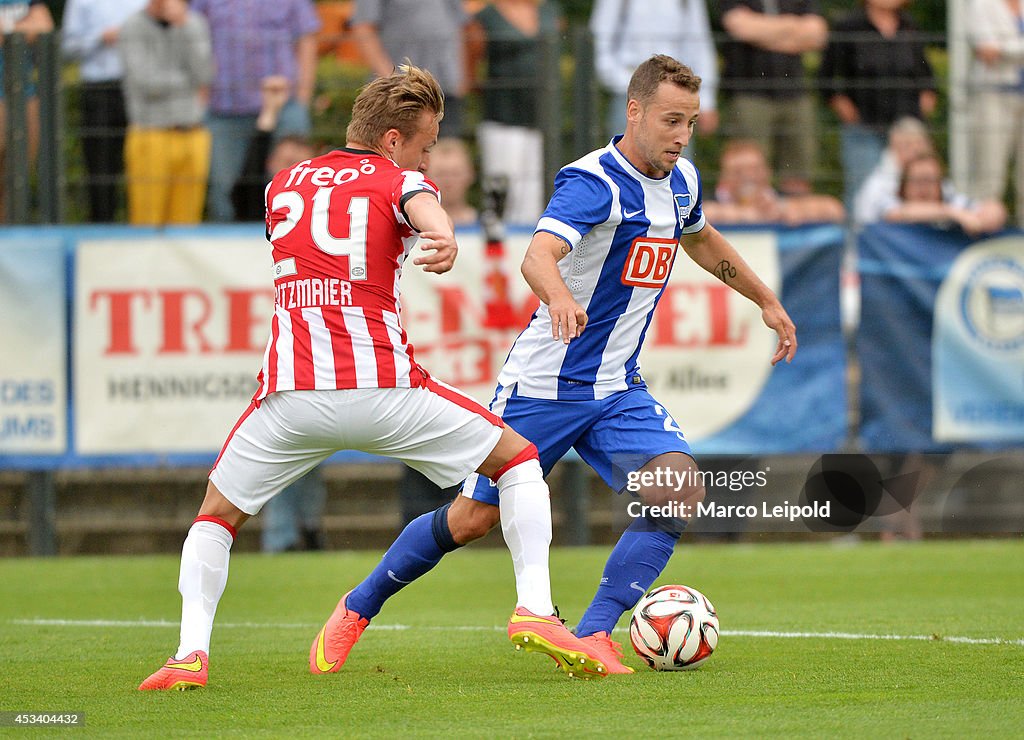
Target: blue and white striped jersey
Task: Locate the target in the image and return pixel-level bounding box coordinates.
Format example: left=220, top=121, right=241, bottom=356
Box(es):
left=498, top=136, right=706, bottom=401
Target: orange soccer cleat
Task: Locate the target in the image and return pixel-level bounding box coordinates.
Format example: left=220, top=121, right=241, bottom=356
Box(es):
left=577, top=631, right=635, bottom=674
left=138, top=650, right=209, bottom=691
left=507, top=607, right=607, bottom=679
left=310, top=592, right=370, bottom=674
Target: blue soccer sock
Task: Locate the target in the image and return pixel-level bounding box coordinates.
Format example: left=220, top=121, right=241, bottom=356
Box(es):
left=574, top=516, right=683, bottom=638
left=345, top=503, right=460, bottom=620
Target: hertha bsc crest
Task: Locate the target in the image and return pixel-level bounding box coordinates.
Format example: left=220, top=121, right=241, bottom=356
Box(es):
left=674, top=194, right=693, bottom=226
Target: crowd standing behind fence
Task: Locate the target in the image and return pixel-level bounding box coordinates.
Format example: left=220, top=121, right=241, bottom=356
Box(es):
left=818, top=0, right=937, bottom=211
left=59, top=0, right=145, bottom=223
left=704, top=138, right=844, bottom=225
left=855, top=116, right=935, bottom=226
left=467, top=0, right=562, bottom=227
left=119, top=0, right=211, bottom=226
left=0, top=3, right=981, bottom=232
left=589, top=0, right=718, bottom=149
left=718, top=0, right=827, bottom=196
left=350, top=0, right=468, bottom=138
left=963, top=0, right=1024, bottom=228
left=190, top=0, right=320, bottom=223
left=0, top=0, right=52, bottom=223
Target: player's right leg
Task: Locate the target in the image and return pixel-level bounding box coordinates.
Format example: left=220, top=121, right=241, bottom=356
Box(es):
left=139, top=482, right=249, bottom=691
left=142, top=393, right=330, bottom=690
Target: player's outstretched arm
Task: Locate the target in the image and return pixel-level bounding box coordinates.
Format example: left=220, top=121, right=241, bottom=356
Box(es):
left=681, top=224, right=797, bottom=365
left=521, top=231, right=588, bottom=344
left=405, top=192, right=458, bottom=274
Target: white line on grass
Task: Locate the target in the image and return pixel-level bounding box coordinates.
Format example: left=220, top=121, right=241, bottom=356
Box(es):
left=11, top=619, right=1024, bottom=647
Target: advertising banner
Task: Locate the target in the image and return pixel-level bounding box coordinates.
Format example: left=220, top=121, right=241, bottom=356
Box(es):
left=858, top=224, right=1024, bottom=450
left=934, top=236, right=1024, bottom=442
left=74, top=238, right=273, bottom=455
left=0, top=237, right=67, bottom=457
left=402, top=224, right=847, bottom=454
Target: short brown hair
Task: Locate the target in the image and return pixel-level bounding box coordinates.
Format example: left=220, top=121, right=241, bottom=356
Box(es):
left=347, top=63, right=445, bottom=145
left=626, top=54, right=701, bottom=106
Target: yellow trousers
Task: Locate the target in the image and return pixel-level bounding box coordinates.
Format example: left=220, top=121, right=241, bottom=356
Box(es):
left=125, top=126, right=211, bottom=225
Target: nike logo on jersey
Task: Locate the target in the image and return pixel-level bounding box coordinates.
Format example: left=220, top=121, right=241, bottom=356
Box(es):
left=623, top=208, right=644, bottom=219
left=387, top=569, right=412, bottom=584
left=629, top=581, right=646, bottom=594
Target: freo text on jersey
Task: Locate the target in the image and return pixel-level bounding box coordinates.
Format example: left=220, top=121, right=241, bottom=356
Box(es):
left=275, top=277, right=353, bottom=310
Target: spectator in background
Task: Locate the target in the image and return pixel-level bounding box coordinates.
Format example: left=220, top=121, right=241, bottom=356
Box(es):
left=854, top=116, right=934, bottom=226
left=466, top=0, right=562, bottom=226
left=426, top=136, right=477, bottom=226
left=61, top=0, right=147, bottom=223
left=262, top=468, right=327, bottom=552
left=964, top=0, right=1024, bottom=228
left=119, top=0, right=212, bottom=226
left=590, top=0, right=718, bottom=146
left=704, top=139, right=844, bottom=224
left=719, top=0, right=827, bottom=195
left=350, top=0, right=468, bottom=138
left=191, top=0, right=320, bottom=222
left=819, top=0, right=937, bottom=211
left=0, top=0, right=54, bottom=223
left=883, top=152, right=1007, bottom=236
left=230, top=75, right=315, bottom=222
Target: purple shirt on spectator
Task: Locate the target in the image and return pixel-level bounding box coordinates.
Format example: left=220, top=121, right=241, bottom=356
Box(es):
left=191, top=0, right=321, bottom=116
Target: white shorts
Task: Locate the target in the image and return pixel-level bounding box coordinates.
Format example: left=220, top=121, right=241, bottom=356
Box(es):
left=210, top=381, right=505, bottom=515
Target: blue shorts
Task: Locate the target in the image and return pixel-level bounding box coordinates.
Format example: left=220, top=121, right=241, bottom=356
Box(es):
left=464, top=384, right=693, bottom=505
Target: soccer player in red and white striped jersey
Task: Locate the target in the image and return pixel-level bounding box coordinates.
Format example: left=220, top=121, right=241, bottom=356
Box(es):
left=140, top=64, right=607, bottom=691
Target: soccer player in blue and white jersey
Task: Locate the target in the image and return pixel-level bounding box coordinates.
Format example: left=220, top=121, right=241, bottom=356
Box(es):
left=313, top=54, right=797, bottom=675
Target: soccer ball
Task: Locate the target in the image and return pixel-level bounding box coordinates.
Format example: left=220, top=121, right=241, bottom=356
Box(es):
left=629, top=584, right=719, bottom=670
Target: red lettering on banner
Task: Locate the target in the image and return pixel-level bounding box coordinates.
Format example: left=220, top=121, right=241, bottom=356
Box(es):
left=653, top=283, right=749, bottom=348
left=224, top=288, right=275, bottom=352
left=622, top=237, right=676, bottom=288
left=90, top=289, right=152, bottom=355
left=435, top=286, right=538, bottom=336
left=89, top=287, right=275, bottom=356
left=158, top=289, right=214, bottom=354
left=415, top=337, right=495, bottom=387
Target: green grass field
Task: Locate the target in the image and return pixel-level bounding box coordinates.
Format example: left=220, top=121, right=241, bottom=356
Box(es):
left=2, top=540, right=1022, bottom=737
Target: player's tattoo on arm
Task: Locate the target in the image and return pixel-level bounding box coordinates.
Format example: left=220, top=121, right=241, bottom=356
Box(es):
left=560, top=244, right=571, bottom=255
left=714, top=260, right=737, bottom=284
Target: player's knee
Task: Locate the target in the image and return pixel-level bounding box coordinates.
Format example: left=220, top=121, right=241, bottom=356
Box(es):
left=447, top=498, right=499, bottom=544
left=198, top=480, right=250, bottom=531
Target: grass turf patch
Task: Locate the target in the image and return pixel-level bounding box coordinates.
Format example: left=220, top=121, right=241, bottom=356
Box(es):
left=1, top=539, right=1021, bottom=737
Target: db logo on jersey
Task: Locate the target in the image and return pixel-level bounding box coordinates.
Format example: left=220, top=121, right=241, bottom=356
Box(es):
left=621, top=238, right=677, bottom=288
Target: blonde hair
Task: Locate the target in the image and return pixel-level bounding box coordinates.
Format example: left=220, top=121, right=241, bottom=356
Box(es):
left=347, top=63, right=445, bottom=145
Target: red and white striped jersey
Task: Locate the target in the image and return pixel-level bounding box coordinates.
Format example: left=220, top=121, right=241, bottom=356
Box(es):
left=253, top=147, right=439, bottom=400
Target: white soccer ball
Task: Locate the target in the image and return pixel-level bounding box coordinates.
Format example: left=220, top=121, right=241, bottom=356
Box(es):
left=629, top=584, right=719, bottom=670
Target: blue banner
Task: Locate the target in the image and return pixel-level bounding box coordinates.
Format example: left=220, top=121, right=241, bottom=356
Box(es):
left=0, top=236, right=68, bottom=461
left=698, top=224, right=847, bottom=454
left=858, top=224, right=1024, bottom=451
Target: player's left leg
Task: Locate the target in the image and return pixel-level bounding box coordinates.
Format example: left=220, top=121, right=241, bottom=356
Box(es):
left=571, top=390, right=705, bottom=669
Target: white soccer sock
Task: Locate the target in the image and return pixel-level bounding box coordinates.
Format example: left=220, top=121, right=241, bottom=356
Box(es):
left=497, top=458, right=555, bottom=616
left=175, top=519, right=233, bottom=659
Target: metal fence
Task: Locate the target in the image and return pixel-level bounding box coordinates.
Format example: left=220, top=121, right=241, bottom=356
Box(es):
left=1, top=22, right=957, bottom=226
